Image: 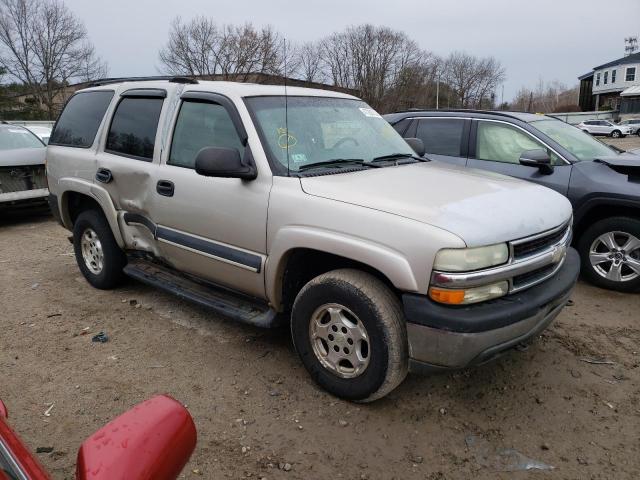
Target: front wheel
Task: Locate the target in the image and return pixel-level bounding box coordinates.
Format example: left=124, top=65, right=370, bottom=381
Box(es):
left=610, top=130, right=622, bottom=138
left=577, top=217, right=640, bottom=292
left=291, top=269, right=408, bottom=402
left=73, top=209, right=126, bottom=289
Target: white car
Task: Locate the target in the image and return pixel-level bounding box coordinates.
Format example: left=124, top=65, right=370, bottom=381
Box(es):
left=619, top=119, right=640, bottom=136
left=577, top=120, right=633, bottom=138
left=24, top=125, right=53, bottom=144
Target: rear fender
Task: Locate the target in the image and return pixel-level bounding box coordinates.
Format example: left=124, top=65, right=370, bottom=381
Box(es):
left=58, top=177, right=125, bottom=248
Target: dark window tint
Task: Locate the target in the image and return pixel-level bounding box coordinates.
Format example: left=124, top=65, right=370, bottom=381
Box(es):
left=50, top=91, right=114, bottom=147
left=106, top=97, right=163, bottom=160
left=391, top=118, right=411, bottom=135
left=416, top=118, right=465, bottom=156
left=169, top=101, right=245, bottom=168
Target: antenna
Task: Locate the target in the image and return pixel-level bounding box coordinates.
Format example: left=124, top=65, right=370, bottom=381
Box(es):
left=283, top=38, right=290, bottom=177
left=625, top=36, right=638, bottom=56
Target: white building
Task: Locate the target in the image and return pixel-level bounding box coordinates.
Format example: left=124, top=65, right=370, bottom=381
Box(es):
left=579, top=52, right=640, bottom=117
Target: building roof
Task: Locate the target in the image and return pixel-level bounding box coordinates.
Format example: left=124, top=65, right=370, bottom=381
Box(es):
left=621, top=85, right=640, bottom=97
left=593, top=52, right=640, bottom=71
left=578, top=71, right=594, bottom=81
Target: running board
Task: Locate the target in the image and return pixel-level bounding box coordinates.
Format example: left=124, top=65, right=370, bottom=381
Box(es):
left=123, top=258, right=281, bottom=328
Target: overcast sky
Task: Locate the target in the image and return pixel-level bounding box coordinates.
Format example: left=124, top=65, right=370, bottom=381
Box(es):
left=65, top=0, right=639, bottom=102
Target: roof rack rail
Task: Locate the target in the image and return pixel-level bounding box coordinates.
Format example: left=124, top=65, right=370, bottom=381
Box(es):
left=392, top=108, right=533, bottom=120
left=87, top=76, right=199, bottom=87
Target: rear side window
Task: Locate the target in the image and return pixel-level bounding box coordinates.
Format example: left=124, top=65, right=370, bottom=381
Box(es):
left=416, top=118, right=466, bottom=156
left=49, top=91, right=114, bottom=148
left=106, top=97, right=164, bottom=160
left=169, top=100, right=245, bottom=168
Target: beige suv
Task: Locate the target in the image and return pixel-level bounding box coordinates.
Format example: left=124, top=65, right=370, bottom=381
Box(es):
left=46, top=78, right=579, bottom=401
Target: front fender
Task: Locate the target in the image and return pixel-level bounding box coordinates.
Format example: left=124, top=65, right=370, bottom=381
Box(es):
left=58, top=177, right=125, bottom=248
left=265, top=226, right=419, bottom=309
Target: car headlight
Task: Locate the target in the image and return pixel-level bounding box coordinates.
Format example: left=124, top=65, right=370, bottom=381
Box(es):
left=433, top=243, right=509, bottom=272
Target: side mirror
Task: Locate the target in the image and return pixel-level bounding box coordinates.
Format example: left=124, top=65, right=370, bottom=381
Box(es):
left=519, top=149, right=554, bottom=175
left=195, top=147, right=257, bottom=180
left=405, top=137, right=425, bottom=157
left=76, top=395, right=196, bottom=480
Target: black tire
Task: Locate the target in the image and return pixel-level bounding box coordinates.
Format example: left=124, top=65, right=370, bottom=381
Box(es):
left=291, top=269, right=408, bottom=402
left=610, top=130, right=621, bottom=138
left=577, top=216, right=640, bottom=293
left=73, top=209, right=126, bottom=289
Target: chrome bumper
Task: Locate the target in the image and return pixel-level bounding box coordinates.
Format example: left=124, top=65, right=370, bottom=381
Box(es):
left=0, top=188, right=48, bottom=203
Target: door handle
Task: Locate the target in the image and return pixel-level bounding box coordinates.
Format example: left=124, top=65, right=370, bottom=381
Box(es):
left=156, top=180, right=175, bottom=197
left=95, top=168, right=113, bottom=184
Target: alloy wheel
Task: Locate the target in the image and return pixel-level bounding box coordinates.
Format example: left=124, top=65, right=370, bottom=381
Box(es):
left=589, top=231, right=640, bottom=282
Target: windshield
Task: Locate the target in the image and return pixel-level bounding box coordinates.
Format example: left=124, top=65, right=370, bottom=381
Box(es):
left=0, top=126, right=44, bottom=151
left=245, top=96, right=414, bottom=173
left=531, top=119, right=616, bottom=161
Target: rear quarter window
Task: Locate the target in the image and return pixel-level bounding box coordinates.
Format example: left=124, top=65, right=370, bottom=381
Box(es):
left=49, top=90, right=114, bottom=148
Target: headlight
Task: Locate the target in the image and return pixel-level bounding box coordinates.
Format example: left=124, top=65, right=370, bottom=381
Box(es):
left=429, top=281, right=509, bottom=305
left=433, top=243, right=509, bottom=272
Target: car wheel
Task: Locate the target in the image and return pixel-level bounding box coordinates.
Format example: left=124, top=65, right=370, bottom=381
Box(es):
left=611, top=130, right=621, bottom=138
left=73, top=209, right=126, bottom=289
left=577, top=217, right=640, bottom=293
left=291, top=269, right=408, bottom=402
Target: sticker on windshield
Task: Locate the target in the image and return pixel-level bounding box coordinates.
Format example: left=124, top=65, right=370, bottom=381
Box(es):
left=359, top=108, right=382, bottom=118
left=291, top=153, right=308, bottom=164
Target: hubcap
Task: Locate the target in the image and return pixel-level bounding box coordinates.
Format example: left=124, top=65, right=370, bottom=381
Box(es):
left=589, top=231, right=640, bottom=282
left=309, top=303, right=370, bottom=379
left=80, top=228, right=104, bottom=275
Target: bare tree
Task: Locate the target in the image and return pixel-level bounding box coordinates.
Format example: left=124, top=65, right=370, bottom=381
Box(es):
left=159, top=17, right=291, bottom=81
left=512, top=80, right=579, bottom=112
left=293, top=41, right=324, bottom=83
left=0, top=0, right=108, bottom=118
left=318, top=24, right=433, bottom=111
left=443, top=51, right=505, bottom=108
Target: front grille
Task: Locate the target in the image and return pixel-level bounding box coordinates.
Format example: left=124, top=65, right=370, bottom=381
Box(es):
left=512, top=224, right=569, bottom=259
left=0, top=165, right=47, bottom=194
left=513, top=263, right=557, bottom=289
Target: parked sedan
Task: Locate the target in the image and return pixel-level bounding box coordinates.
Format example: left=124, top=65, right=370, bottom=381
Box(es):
left=386, top=110, right=640, bottom=293
left=24, top=125, right=53, bottom=144
left=577, top=119, right=633, bottom=138
left=618, top=118, right=640, bottom=136
left=0, top=124, right=48, bottom=211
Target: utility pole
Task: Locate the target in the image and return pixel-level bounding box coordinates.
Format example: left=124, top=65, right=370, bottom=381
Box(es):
left=501, top=84, right=504, bottom=109
left=436, top=75, right=440, bottom=110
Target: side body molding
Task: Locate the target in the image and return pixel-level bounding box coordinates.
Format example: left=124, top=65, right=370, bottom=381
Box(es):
left=265, top=226, right=419, bottom=309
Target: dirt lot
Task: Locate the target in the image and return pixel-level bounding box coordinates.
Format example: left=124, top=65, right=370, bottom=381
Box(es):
left=0, top=213, right=638, bottom=480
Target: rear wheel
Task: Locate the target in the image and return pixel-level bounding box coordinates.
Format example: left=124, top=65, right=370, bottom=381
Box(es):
left=291, top=269, right=408, bottom=402
left=577, top=217, right=640, bottom=292
left=73, top=209, right=126, bottom=289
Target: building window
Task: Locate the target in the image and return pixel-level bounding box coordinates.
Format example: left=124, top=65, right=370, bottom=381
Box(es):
left=604, top=71, right=608, bottom=84
left=626, top=67, right=636, bottom=82
left=612, top=69, right=617, bottom=83
left=595, top=72, right=600, bottom=86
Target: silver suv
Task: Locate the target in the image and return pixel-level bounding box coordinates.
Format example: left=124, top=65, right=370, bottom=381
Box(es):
left=46, top=78, right=579, bottom=401
left=577, top=119, right=633, bottom=137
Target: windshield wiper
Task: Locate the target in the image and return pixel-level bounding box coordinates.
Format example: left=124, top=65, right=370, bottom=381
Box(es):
left=368, top=153, right=428, bottom=164
left=298, top=158, right=381, bottom=171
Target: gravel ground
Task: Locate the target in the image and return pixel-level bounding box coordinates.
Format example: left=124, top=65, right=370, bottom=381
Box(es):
left=601, top=134, right=640, bottom=151
left=1, top=214, right=639, bottom=480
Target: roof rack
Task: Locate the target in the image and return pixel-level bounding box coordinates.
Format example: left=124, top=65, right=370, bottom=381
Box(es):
left=87, top=76, right=199, bottom=87
left=392, top=108, right=534, bottom=120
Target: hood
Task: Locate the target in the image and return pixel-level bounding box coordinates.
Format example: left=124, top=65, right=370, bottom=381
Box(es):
left=594, top=153, right=640, bottom=177
left=300, top=162, right=572, bottom=247
left=0, top=147, right=46, bottom=167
